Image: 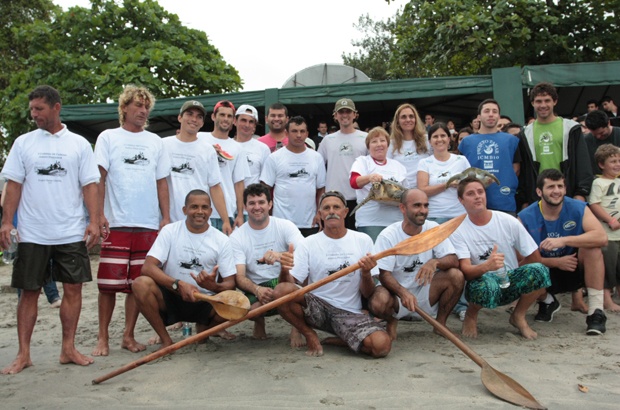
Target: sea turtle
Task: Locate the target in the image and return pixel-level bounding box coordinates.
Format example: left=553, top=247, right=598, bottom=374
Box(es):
left=350, top=179, right=406, bottom=215
left=445, top=167, right=500, bottom=188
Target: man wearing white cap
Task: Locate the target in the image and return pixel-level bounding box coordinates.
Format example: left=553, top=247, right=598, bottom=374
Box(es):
left=317, top=98, right=368, bottom=230
left=162, top=101, right=231, bottom=232
left=234, top=105, right=270, bottom=187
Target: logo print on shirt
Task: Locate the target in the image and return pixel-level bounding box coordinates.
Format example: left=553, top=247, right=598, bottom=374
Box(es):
left=179, top=257, right=203, bottom=270
left=123, top=152, right=150, bottom=165
left=478, top=247, right=493, bottom=261
left=35, top=161, right=67, bottom=176
left=327, top=261, right=350, bottom=275
left=288, top=168, right=309, bottom=178
left=476, top=140, right=499, bottom=156
left=403, top=258, right=423, bottom=272
left=339, top=143, right=353, bottom=154
left=171, top=162, right=194, bottom=174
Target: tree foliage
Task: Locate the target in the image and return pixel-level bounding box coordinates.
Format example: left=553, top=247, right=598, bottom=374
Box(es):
left=345, top=0, right=620, bottom=79
left=1, top=0, right=241, bottom=153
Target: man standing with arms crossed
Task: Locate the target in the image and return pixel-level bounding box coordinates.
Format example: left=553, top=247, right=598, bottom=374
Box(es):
left=92, top=85, right=171, bottom=356
left=1, top=85, right=100, bottom=373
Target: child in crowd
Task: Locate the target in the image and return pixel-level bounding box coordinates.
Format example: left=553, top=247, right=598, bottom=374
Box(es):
left=588, top=144, right=620, bottom=311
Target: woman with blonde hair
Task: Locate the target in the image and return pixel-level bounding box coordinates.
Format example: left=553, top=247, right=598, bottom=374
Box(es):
left=388, top=103, right=430, bottom=188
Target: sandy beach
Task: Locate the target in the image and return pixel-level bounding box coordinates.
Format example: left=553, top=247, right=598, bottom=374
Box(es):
left=1, top=256, right=619, bottom=409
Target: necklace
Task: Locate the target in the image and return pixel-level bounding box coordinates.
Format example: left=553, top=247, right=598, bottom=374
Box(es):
left=184, top=225, right=210, bottom=265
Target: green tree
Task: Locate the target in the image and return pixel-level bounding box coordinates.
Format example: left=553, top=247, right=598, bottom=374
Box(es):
left=1, top=0, right=241, bottom=152
left=345, top=0, right=620, bottom=79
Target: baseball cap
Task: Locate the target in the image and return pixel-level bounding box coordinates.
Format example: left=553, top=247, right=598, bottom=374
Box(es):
left=319, top=190, right=347, bottom=206
left=235, top=104, right=259, bottom=121
left=334, top=98, right=357, bottom=113
left=179, top=100, right=206, bottom=116
left=213, top=100, right=236, bottom=114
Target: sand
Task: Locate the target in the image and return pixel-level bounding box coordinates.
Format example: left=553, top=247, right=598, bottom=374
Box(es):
left=1, top=256, right=619, bottom=409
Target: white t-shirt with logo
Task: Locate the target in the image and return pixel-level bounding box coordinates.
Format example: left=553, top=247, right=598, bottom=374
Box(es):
left=147, top=220, right=236, bottom=295
left=375, top=221, right=455, bottom=290
left=95, top=127, right=170, bottom=229
left=417, top=154, right=470, bottom=218
left=318, top=130, right=368, bottom=200
left=388, top=139, right=431, bottom=188
left=291, top=230, right=378, bottom=313
left=450, top=211, right=537, bottom=271
left=350, top=156, right=407, bottom=228
left=1, top=126, right=100, bottom=244
left=162, top=136, right=222, bottom=222
left=229, top=217, right=304, bottom=284
left=197, top=133, right=250, bottom=218
left=237, top=138, right=270, bottom=187
left=260, top=148, right=326, bottom=228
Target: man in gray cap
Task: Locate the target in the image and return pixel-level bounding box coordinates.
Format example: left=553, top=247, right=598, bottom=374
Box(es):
left=162, top=100, right=230, bottom=230
left=317, top=98, right=368, bottom=230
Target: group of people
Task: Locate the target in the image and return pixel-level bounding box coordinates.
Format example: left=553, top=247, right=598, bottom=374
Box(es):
left=0, top=81, right=616, bottom=375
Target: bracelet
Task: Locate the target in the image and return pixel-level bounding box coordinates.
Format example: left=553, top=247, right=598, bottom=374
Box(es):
left=255, top=285, right=260, bottom=296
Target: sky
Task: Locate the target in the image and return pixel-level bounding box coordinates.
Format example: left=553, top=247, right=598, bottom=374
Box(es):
left=53, top=0, right=407, bottom=91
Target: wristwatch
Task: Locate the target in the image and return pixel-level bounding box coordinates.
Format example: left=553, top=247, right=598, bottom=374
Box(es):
left=172, top=279, right=180, bottom=291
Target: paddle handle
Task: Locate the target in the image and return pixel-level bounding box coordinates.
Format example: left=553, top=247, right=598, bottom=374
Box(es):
left=413, top=307, right=485, bottom=368
left=92, top=262, right=363, bottom=385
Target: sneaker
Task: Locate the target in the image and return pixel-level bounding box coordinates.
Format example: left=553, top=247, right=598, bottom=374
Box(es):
left=535, top=294, right=561, bottom=322
left=586, top=309, right=607, bottom=335
left=50, top=299, right=62, bottom=309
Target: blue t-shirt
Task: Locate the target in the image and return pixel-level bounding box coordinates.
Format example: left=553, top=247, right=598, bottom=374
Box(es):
left=458, top=132, right=519, bottom=212
left=518, top=197, right=586, bottom=257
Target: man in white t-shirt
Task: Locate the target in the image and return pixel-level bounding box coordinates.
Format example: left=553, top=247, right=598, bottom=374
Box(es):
left=230, top=184, right=303, bottom=341
left=450, top=177, right=551, bottom=339
left=369, top=189, right=464, bottom=340
left=133, top=190, right=236, bottom=348
left=274, top=191, right=391, bottom=357
left=318, top=98, right=368, bottom=230
left=234, top=104, right=270, bottom=191
left=261, top=116, right=326, bottom=237
left=163, top=100, right=230, bottom=231
left=92, top=85, right=171, bottom=357
left=1, top=85, right=100, bottom=374
left=198, top=100, right=250, bottom=231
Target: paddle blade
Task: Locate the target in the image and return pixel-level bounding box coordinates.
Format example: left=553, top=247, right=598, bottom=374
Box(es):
left=481, top=365, right=547, bottom=409
left=381, top=214, right=465, bottom=258
left=193, top=290, right=250, bottom=320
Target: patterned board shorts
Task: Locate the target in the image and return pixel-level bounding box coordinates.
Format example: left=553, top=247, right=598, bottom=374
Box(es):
left=303, top=293, right=386, bottom=352
left=465, top=262, right=551, bottom=309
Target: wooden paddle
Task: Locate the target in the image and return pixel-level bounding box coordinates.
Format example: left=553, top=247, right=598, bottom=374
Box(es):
left=192, top=290, right=250, bottom=320
left=92, top=215, right=463, bottom=385
left=413, top=307, right=546, bottom=409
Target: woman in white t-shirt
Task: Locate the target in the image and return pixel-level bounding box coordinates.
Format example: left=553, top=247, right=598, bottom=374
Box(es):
left=387, top=103, right=430, bottom=188
left=417, top=123, right=470, bottom=224
left=350, top=127, right=407, bottom=241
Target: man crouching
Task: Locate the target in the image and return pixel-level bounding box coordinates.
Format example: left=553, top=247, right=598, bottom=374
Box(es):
left=274, top=190, right=391, bottom=357
left=133, top=189, right=236, bottom=348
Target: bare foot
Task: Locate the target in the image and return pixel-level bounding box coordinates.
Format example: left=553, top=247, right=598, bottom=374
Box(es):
left=305, top=335, right=324, bottom=357
left=59, top=349, right=94, bottom=366
left=386, top=318, right=398, bottom=341
left=252, top=318, right=267, bottom=340
left=91, top=339, right=109, bottom=356
left=1, top=355, right=33, bottom=375
left=571, top=291, right=588, bottom=313
left=289, top=327, right=306, bottom=348
left=168, top=322, right=183, bottom=331
left=604, top=290, right=620, bottom=312
left=213, top=330, right=236, bottom=340
left=121, top=338, right=146, bottom=353
left=147, top=334, right=162, bottom=345
left=509, top=315, right=538, bottom=340
left=461, top=315, right=478, bottom=338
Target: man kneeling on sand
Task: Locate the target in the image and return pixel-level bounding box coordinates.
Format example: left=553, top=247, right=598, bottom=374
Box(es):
left=133, top=190, right=236, bottom=348
left=450, top=177, right=551, bottom=339
left=274, top=190, right=391, bottom=357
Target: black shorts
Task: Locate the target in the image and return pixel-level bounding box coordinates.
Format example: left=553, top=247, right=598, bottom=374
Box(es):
left=159, top=286, right=214, bottom=326
left=548, top=266, right=585, bottom=294
left=12, top=241, right=91, bottom=290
